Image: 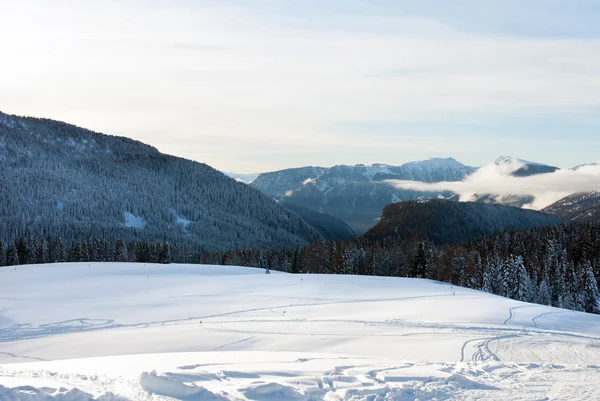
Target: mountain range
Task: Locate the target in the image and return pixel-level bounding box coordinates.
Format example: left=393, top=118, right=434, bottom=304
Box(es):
left=246, top=156, right=577, bottom=234
left=4, top=110, right=599, bottom=250
left=251, top=158, right=475, bottom=234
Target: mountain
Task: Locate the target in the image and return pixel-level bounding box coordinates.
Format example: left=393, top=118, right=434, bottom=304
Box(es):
left=280, top=202, right=355, bottom=240
left=570, top=161, right=600, bottom=171
left=251, top=158, right=476, bottom=234
left=225, top=172, right=260, bottom=184
left=493, top=156, right=559, bottom=177
left=363, top=199, right=564, bottom=245
left=543, top=191, right=600, bottom=221
left=0, top=111, right=323, bottom=250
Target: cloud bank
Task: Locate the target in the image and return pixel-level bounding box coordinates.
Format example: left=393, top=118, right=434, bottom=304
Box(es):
left=386, top=160, right=600, bottom=210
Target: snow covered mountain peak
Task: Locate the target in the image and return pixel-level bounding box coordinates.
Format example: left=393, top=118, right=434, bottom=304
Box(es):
left=493, top=156, right=546, bottom=167
left=402, top=157, right=466, bottom=169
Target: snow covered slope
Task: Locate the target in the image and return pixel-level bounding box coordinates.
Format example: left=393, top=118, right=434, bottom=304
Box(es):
left=1, top=263, right=600, bottom=400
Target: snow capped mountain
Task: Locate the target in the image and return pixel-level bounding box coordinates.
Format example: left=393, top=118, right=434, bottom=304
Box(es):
left=494, top=156, right=539, bottom=166
left=403, top=156, right=467, bottom=169
left=488, top=156, right=560, bottom=177
left=251, top=159, right=476, bottom=234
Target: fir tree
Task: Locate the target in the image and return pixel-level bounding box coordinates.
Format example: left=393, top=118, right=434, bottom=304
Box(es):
left=412, top=241, right=427, bottom=279
left=0, top=240, right=6, bottom=267
left=581, top=262, right=600, bottom=314
left=534, top=273, right=551, bottom=306
left=115, top=240, right=128, bottom=262
left=6, top=245, right=19, bottom=266
left=158, top=242, right=171, bottom=264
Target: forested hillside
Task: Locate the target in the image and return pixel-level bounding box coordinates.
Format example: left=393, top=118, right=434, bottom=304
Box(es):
left=0, top=112, right=322, bottom=250
left=280, top=202, right=356, bottom=241
left=543, top=191, right=600, bottom=221
left=364, top=199, right=563, bottom=245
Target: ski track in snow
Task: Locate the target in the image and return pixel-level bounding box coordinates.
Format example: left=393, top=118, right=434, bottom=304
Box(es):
left=1, top=263, right=600, bottom=400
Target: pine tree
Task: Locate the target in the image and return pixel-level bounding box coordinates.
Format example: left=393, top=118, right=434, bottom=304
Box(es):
left=6, top=245, right=19, bottom=266
left=291, top=249, right=300, bottom=274
left=534, top=273, right=552, bottom=306
left=258, top=250, right=269, bottom=273
left=115, top=240, right=128, bottom=262
left=36, top=239, right=49, bottom=264
left=482, top=259, right=494, bottom=293
left=158, top=242, right=171, bottom=264
left=0, top=240, right=6, bottom=267
left=513, top=255, right=533, bottom=302
left=581, top=262, right=600, bottom=314
left=468, top=252, right=484, bottom=289
left=413, top=241, right=427, bottom=279
left=49, top=239, right=66, bottom=263
left=15, top=237, right=30, bottom=265
left=564, top=261, right=582, bottom=311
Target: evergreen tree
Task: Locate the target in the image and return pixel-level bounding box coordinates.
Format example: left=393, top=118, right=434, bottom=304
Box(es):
left=115, top=240, right=128, bottom=262
left=413, top=241, right=427, bottom=279
left=581, top=262, right=600, bottom=314
left=158, top=242, right=171, bottom=264
left=534, top=273, right=551, bottom=306
left=49, top=239, right=66, bottom=263
left=258, top=250, right=269, bottom=273
left=482, top=259, right=494, bottom=293
left=6, top=245, right=19, bottom=266
left=291, top=249, right=300, bottom=274
left=0, top=240, right=6, bottom=267
left=36, top=239, right=49, bottom=264
left=15, top=237, right=30, bottom=265
left=564, top=261, right=582, bottom=311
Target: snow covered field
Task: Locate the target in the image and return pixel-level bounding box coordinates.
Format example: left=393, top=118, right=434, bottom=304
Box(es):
left=1, top=263, right=600, bottom=400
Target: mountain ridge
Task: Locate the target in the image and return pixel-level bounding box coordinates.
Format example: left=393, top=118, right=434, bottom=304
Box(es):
left=0, top=111, right=323, bottom=250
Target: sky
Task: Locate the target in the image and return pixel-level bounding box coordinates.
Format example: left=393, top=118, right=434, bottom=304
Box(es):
left=1, top=0, right=600, bottom=173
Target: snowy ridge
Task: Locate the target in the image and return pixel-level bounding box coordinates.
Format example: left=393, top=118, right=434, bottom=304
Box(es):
left=1, top=263, right=600, bottom=400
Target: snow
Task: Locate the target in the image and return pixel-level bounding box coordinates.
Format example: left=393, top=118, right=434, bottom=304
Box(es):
left=169, top=208, right=193, bottom=233
left=1, top=263, right=600, bottom=400
left=493, top=156, right=546, bottom=167
left=123, top=212, right=147, bottom=229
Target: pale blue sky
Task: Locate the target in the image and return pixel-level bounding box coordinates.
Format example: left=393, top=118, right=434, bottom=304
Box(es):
left=1, top=0, right=599, bottom=172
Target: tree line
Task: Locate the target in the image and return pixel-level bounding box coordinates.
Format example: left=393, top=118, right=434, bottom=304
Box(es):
left=2, top=221, right=599, bottom=315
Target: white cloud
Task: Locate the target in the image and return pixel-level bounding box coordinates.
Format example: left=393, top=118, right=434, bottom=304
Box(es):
left=386, top=161, right=600, bottom=210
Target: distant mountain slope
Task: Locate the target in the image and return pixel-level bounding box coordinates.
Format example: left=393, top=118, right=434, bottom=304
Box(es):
left=493, top=156, right=560, bottom=177
left=252, top=158, right=475, bottom=234
left=0, top=112, right=322, bottom=250
left=543, top=191, right=600, bottom=221
left=280, top=202, right=355, bottom=241
left=225, top=172, right=260, bottom=184
left=364, top=199, right=564, bottom=245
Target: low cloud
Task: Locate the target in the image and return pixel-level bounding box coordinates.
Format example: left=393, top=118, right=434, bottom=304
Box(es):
left=386, top=161, right=600, bottom=210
